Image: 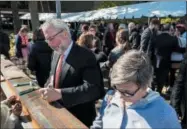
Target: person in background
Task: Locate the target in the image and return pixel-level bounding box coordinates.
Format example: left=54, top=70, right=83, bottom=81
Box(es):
left=77, top=24, right=89, bottom=39
left=98, top=21, right=105, bottom=34
left=170, top=52, right=187, bottom=129
left=175, top=24, right=186, bottom=39
left=1, top=95, right=22, bottom=129
left=91, top=50, right=181, bottom=129
left=169, top=24, right=176, bottom=36
left=108, top=29, right=131, bottom=68
left=128, top=22, right=141, bottom=50
left=103, top=23, right=116, bottom=56
left=67, top=23, right=77, bottom=42
left=27, top=28, right=53, bottom=87
left=77, top=33, right=93, bottom=49
left=15, top=26, right=29, bottom=69
left=136, top=24, right=143, bottom=35
left=118, top=24, right=128, bottom=31
left=101, top=29, right=131, bottom=88
left=82, top=24, right=89, bottom=34
left=89, top=24, right=102, bottom=51
left=0, top=28, right=10, bottom=59
left=77, top=33, right=107, bottom=63
left=39, top=19, right=105, bottom=127
left=140, top=18, right=160, bottom=60
left=170, top=24, right=186, bottom=90
left=142, top=23, right=148, bottom=31
left=152, top=24, right=180, bottom=94
left=98, top=22, right=105, bottom=41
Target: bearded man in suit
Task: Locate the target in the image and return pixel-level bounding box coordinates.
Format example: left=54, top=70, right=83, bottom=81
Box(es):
left=39, top=19, right=105, bottom=127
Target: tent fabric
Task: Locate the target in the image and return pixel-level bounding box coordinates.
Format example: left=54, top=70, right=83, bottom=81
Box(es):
left=20, top=1, right=186, bottom=22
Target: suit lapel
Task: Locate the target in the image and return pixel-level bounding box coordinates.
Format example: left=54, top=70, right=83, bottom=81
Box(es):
left=52, top=52, right=61, bottom=88
left=59, top=43, right=77, bottom=87
left=60, top=62, right=71, bottom=87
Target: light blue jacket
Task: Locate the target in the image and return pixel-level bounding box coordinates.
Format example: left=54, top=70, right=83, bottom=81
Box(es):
left=91, top=89, right=181, bottom=129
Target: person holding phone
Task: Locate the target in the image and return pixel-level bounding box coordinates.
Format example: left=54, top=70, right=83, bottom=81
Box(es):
left=91, top=50, right=181, bottom=129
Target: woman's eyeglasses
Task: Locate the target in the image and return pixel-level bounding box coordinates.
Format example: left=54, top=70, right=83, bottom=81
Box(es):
left=114, top=86, right=140, bottom=97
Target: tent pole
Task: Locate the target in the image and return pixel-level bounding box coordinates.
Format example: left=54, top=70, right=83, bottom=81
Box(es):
left=148, top=17, right=150, bottom=25
left=27, top=20, right=30, bottom=29
left=56, top=0, right=61, bottom=19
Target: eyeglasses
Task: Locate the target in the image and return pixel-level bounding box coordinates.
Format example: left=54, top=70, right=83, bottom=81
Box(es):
left=114, top=86, right=140, bottom=97
left=89, top=29, right=96, bottom=32
left=45, top=29, right=64, bottom=42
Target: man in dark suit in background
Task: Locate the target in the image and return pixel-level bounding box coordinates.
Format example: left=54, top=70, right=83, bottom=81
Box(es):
left=140, top=18, right=160, bottom=60
left=39, top=19, right=105, bottom=127
left=128, top=22, right=141, bottom=50
left=152, top=24, right=180, bottom=94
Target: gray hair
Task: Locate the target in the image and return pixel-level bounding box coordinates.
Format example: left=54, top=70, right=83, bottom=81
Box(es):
left=128, top=22, right=135, bottom=29
left=111, top=50, right=153, bottom=89
left=41, top=19, right=71, bottom=37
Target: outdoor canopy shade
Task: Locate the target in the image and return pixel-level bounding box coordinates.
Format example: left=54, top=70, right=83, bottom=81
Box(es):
left=20, top=1, right=186, bottom=22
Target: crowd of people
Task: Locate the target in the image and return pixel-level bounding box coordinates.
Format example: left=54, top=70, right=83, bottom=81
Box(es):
left=0, top=18, right=186, bottom=128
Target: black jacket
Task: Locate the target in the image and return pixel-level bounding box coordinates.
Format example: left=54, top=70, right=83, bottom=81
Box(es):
left=0, top=31, right=10, bottom=58
left=129, top=28, right=141, bottom=49
left=153, top=33, right=179, bottom=68
left=28, top=40, right=53, bottom=87
left=49, top=43, right=105, bottom=127
left=91, top=48, right=107, bottom=63
left=103, top=30, right=115, bottom=50
left=170, top=53, right=187, bottom=127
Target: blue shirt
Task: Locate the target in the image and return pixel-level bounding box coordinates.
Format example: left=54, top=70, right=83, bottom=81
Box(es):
left=63, top=41, right=73, bottom=65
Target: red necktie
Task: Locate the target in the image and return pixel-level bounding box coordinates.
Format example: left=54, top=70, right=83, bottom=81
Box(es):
left=55, top=55, right=64, bottom=88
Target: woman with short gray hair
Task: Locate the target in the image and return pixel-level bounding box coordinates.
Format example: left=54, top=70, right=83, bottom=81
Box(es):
left=91, top=50, right=181, bottom=129
left=111, top=50, right=153, bottom=90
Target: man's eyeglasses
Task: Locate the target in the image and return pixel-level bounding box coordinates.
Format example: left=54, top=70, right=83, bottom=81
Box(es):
left=45, top=29, right=64, bottom=42
left=89, top=29, right=96, bottom=32
left=114, top=86, right=140, bottom=97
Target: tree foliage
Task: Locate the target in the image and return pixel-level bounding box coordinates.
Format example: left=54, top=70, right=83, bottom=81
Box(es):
left=98, top=1, right=135, bottom=9
left=160, top=17, right=180, bottom=24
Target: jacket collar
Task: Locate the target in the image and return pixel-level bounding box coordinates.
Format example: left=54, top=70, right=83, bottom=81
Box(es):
left=129, top=88, right=160, bottom=109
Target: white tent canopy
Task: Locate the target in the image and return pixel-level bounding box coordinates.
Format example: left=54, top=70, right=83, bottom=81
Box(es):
left=20, top=1, right=186, bottom=22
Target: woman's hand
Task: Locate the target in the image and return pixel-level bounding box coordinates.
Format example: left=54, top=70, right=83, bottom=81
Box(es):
left=11, top=101, right=22, bottom=116
left=7, top=95, right=17, bottom=105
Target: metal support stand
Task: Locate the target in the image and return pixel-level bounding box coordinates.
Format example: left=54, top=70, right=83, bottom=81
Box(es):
left=56, top=0, right=62, bottom=19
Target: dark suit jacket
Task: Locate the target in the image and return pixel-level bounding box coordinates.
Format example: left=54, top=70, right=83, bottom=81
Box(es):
left=50, top=43, right=105, bottom=126
left=153, top=33, right=179, bottom=68
left=170, top=53, right=187, bottom=127
left=129, top=28, right=141, bottom=50
left=140, top=28, right=157, bottom=58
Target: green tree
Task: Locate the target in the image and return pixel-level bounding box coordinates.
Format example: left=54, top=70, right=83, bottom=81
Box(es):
left=98, top=1, right=137, bottom=9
